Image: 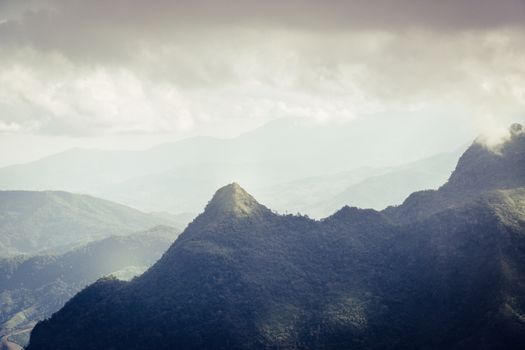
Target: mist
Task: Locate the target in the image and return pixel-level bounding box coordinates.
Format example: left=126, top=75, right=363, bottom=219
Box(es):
left=0, top=0, right=524, bottom=167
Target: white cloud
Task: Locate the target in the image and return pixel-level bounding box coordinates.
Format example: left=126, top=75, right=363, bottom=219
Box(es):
left=0, top=1, right=523, bottom=162
left=0, top=120, right=21, bottom=132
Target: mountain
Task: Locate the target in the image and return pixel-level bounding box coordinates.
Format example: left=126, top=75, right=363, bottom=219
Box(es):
left=384, top=123, right=525, bottom=223
left=27, top=126, right=525, bottom=349
left=0, top=191, right=179, bottom=257
left=307, top=149, right=464, bottom=216
left=0, top=225, right=180, bottom=347
left=0, top=117, right=468, bottom=214
left=74, top=149, right=463, bottom=217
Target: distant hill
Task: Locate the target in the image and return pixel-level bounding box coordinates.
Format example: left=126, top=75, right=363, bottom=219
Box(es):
left=0, top=225, right=180, bottom=346
left=27, top=125, right=525, bottom=350
left=0, top=117, right=468, bottom=214
left=313, top=149, right=464, bottom=216
left=0, top=191, right=178, bottom=257
left=250, top=166, right=383, bottom=215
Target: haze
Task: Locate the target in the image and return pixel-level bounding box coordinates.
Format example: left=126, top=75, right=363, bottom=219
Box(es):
left=0, top=0, right=524, bottom=166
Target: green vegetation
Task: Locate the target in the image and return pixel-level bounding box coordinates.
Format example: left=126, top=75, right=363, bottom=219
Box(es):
left=0, top=226, right=179, bottom=345
left=25, top=127, right=525, bottom=349
left=0, top=191, right=179, bottom=256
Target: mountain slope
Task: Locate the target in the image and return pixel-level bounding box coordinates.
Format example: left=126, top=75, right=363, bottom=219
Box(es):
left=0, top=191, right=177, bottom=257
left=384, top=123, right=525, bottom=223
left=0, top=226, right=180, bottom=346
left=27, top=126, right=525, bottom=350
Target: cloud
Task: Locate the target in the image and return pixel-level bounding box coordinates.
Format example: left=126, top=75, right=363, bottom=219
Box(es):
left=0, top=120, right=21, bottom=132
left=1, top=0, right=524, bottom=62
left=0, top=56, right=196, bottom=135
left=0, top=0, right=524, bottom=138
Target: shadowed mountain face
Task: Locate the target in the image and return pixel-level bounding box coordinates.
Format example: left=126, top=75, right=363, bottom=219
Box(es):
left=385, top=124, right=525, bottom=224
left=446, top=124, right=525, bottom=194
left=0, top=226, right=180, bottom=346
left=27, top=127, right=525, bottom=350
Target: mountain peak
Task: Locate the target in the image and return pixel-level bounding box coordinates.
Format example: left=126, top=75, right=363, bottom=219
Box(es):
left=204, top=183, right=268, bottom=218
left=444, top=123, right=525, bottom=195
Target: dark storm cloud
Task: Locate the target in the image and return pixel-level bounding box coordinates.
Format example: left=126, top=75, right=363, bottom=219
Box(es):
left=3, top=0, right=525, bottom=30
left=1, top=0, right=524, bottom=56
left=0, top=0, right=524, bottom=139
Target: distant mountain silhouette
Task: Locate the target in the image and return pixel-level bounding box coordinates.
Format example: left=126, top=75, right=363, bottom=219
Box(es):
left=27, top=125, right=525, bottom=349
left=0, top=118, right=466, bottom=215
left=313, top=149, right=464, bottom=216
left=0, top=191, right=179, bottom=256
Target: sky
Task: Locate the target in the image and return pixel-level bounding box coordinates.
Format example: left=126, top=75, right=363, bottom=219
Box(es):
left=0, top=0, right=524, bottom=166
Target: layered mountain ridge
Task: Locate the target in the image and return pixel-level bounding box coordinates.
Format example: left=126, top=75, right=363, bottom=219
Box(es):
left=0, top=118, right=465, bottom=215
left=0, top=225, right=180, bottom=347
left=27, top=125, right=525, bottom=350
left=0, top=190, right=180, bottom=257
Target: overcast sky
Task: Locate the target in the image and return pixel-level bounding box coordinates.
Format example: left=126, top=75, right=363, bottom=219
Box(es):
left=0, top=0, right=524, bottom=166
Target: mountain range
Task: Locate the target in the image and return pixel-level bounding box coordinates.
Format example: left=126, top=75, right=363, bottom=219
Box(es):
left=300, top=149, right=464, bottom=217
left=0, top=118, right=466, bottom=216
left=26, top=125, right=525, bottom=349
left=0, top=190, right=180, bottom=257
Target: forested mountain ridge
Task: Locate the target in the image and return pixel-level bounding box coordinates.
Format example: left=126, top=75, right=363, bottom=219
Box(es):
left=385, top=123, right=525, bottom=223
left=0, top=226, right=180, bottom=346
left=27, top=126, right=525, bottom=350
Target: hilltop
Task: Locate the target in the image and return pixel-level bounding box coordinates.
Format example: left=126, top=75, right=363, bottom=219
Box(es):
left=0, top=190, right=180, bottom=256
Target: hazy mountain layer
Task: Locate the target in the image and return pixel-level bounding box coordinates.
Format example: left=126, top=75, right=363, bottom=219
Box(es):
left=310, top=149, right=463, bottom=216
left=0, top=118, right=466, bottom=215
left=26, top=126, right=525, bottom=350
left=0, top=226, right=180, bottom=347
left=0, top=190, right=179, bottom=257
